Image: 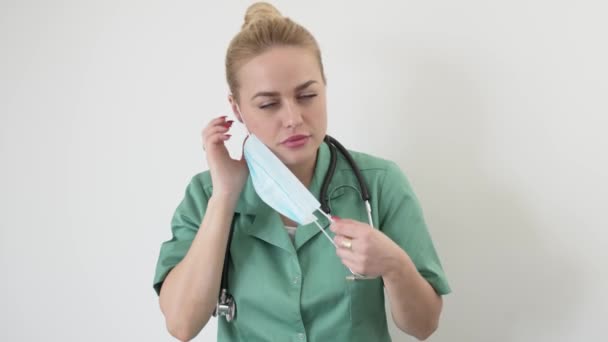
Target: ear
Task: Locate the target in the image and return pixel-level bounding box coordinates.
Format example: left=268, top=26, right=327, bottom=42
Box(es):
left=228, top=94, right=244, bottom=124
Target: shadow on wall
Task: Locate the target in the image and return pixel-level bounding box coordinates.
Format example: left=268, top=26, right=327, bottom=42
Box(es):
left=378, top=49, right=582, bottom=342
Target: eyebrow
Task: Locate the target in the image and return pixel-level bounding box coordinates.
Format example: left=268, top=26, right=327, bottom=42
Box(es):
left=250, top=80, right=318, bottom=101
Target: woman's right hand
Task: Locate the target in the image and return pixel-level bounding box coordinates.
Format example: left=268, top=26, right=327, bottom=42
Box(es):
left=201, top=115, right=248, bottom=203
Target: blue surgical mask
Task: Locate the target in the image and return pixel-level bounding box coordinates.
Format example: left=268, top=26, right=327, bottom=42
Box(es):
left=238, top=119, right=367, bottom=279
left=243, top=134, right=327, bottom=225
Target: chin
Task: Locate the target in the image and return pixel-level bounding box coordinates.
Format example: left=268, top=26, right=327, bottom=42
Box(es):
left=277, top=151, right=310, bottom=167
left=277, top=141, right=320, bottom=167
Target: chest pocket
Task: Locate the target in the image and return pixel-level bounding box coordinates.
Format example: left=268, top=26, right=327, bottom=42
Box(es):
left=347, top=277, right=385, bottom=325
left=327, top=185, right=386, bottom=325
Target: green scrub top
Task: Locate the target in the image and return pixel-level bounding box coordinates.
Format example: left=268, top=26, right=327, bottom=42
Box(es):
left=154, top=142, right=451, bottom=341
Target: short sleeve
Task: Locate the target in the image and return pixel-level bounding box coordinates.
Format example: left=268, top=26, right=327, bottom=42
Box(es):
left=153, top=174, right=211, bottom=295
left=378, top=162, right=451, bottom=295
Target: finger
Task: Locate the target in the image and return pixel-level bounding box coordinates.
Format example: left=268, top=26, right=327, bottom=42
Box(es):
left=339, top=252, right=371, bottom=275
left=203, top=123, right=233, bottom=139
left=202, top=122, right=234, bottom=148
left=209, top=115, right=228, bottom=125
left=340, top=257, right=364, bottom=275
left=336, top=246, right=358, bottom=262
left=201, top=120, right=234, bottom=138
left=203, top=131, right=232, bottom=151
left=207, top=132, right=232, bottom=145
left=202, top=120, right=233, bottom=138
left=333, top=235, right=354, bottom=251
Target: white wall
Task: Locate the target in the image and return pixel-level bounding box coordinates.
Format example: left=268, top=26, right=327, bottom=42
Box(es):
left=1, top=1, right=607, bottom=341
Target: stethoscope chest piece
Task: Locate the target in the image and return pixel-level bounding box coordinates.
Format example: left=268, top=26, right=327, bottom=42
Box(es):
left=213, top=288, right=236, bottom=322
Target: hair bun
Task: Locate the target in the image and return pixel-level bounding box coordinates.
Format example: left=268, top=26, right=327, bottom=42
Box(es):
left=242, top=2, right=282, bottom=29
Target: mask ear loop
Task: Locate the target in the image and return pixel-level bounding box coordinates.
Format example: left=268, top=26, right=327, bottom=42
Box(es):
left=313, top=208, right=337, bottom=247
left=235, top=104, right=251, bottom=135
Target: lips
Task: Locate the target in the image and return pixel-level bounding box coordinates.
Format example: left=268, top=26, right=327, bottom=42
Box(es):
left=282, top=134, right=310, bottom=144
left=281, top=134, right=311, bottom=148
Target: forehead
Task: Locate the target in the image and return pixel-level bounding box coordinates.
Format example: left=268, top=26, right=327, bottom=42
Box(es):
left=237, top=46, right=322, bottom=96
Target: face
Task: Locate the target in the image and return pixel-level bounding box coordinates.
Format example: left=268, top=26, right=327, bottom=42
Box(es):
left=230, top=46, right=327, bottom=168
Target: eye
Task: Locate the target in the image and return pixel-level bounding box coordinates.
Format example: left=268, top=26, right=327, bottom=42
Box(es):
left=259, top=102, right=277, bottom=109
left=299, top=93, right=317, bottom=100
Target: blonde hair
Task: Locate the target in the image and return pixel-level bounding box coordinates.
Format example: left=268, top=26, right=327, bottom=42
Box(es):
left=225, top=2, right=326, bottom=101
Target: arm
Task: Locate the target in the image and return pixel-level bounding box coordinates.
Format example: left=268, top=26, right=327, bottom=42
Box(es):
left=383, top=247, right=443, bottom=340
left=332, top=162, right=450, bottom=340
left=159, top=194, right=237, bottom=342
left=156, top=115, right=247, bottom=341
left=332, top=220, right=444, bottom=341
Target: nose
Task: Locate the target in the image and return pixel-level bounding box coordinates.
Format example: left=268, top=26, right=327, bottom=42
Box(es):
left=282, top=100, right=303, bottom=129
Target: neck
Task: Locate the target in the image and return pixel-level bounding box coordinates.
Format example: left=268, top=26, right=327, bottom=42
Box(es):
left=288, top=153, right=318, bottom=188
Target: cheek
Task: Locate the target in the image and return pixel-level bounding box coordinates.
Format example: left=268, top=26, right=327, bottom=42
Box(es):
left=314, top=98, right=328, bottom=119
left=248, top=121, right=283, bottom=146
left=304, top=100, right=326, bottom=121
left=310, top=108, right=327, bottom=132
left=247, top=115, right=278, bottom=132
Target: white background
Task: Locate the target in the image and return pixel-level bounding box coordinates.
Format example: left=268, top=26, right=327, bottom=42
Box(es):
left=1, top=0, right=607, bottom=341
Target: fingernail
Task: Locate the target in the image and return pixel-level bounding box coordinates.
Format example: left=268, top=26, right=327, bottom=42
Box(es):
left=223, top=120, right=234, bottom=128
left=332, top=216, right=340, bottom=220
left=223, top=134, right=232, bottom=140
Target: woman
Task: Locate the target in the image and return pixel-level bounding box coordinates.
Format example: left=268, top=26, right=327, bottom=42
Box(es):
left=153, top=3, right=450, bottom=341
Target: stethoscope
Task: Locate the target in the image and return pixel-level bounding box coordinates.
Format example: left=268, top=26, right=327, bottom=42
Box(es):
left=213, top=135, right=373, bottom=322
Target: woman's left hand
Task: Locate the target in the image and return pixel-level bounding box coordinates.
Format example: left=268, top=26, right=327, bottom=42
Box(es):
left=330, top=217, right=409, bottom=279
